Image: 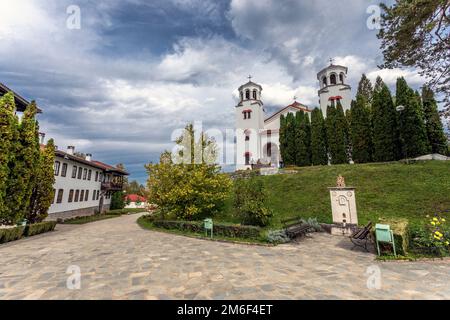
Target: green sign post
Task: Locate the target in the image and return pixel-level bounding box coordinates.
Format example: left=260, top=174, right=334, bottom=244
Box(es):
left=203, top=218, right=213, bottom=238
left=375, top=224, right=396, bottom=257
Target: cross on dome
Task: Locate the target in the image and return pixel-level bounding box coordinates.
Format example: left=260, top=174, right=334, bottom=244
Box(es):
left=248, top=75, right=252, bottom=81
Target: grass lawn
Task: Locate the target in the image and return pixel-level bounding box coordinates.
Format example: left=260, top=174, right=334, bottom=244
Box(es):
left=217, top=160, right=450, bottom=229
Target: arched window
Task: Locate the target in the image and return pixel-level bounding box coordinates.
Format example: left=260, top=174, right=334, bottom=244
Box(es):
left=330, top=74, right=337, bottom=85
left=252, top=90, right=257, bottom=99
left=245, top=90, right=250, bottom=100
left=266, top=143, right=272, bottom=157
left=322, top=76, right=327, bottom=87
left=339, top=73, right=344, bottom=83
left=244, top=152, right=251, bottom=165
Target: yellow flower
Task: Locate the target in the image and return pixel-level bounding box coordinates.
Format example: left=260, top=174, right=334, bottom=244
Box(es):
left=442, top=218, right=446, bottom=222
left=431, top=221, right=436, bottom=226
left=433, top=217, right=438, bottom=221
left=445, top=241, right=450, bottom=246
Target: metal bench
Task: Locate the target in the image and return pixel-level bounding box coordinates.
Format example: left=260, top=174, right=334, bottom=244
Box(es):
left=350, top=221, right=373, bottom=252
left=281, top=217, right=311, bottom=239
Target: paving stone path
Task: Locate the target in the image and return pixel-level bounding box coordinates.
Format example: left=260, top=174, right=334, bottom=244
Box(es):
left=0, top=213, right=449, bottom=299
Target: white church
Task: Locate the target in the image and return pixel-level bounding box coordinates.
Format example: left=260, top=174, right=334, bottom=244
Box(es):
left=235, top=62, right=352, bottom=170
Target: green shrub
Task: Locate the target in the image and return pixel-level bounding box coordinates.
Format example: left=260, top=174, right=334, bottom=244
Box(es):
left=106, top=208, right=145, bottom=215
left=266, top=229, right=290, bottom=244
left=233, top=178, right=273, bottom=226
left=377, top=218, right=409, bottom=255
left=61, top=214, right=116, bottom=224
left=301, top=217, right=324, bottom=232
left=0, top=226, right=25, bottom=244
left=24, top=221, right=56, bottom=237
left=110, top=191, right=125, bottom=210
left=151, top=219, right=261, bottom=239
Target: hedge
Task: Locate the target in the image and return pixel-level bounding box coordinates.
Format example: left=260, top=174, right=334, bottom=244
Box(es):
left=0, top=221, right=57, bottom=244
left=0, top=226, right=25, bottom=244
left=375, top=218, right=409, bottom=255
left=25, top=221, right=57, bottom=237
left=106, top=208, right=146, bottom=215
left=151, top=219, right=262, bottom=239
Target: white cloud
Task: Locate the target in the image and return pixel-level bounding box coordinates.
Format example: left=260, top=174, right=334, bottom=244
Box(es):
left=366, top=68, right=425, bottom=86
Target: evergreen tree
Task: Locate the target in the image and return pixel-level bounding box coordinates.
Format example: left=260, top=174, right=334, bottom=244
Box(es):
left=422, top=86, right=448, bottom=154
left=0, top=93, right=18, bottom=224
left=357, top=74, right=374, bottom=108
left=335, top=101, right=350, bottom=164
left=374, top=76, right=384, bottom=94
left=350, top=96, right=372, bottom=163
left=326, top=104, right=347, bottom=164
left=110, top=191, right=125, bottom=210
left=284, top=112, right=296, bottom=165
left=396, top=77, right=429, bottom=158
left=279, top=114, right=287, bottom=166
left=27, top=139, right=55, bottom=223
left=294, top=111, right=311, bottom=166
left=310, top=108, right=328, bottom=165
left=5, top=101, right=40, bottom=222
left=372, top=83, right=398, bottom=162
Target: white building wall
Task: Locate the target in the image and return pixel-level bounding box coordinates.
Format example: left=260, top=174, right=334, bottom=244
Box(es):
left=48, top=157, right=114, bottom=218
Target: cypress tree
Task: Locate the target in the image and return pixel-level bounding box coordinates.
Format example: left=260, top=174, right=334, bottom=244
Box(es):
left=374, top=76, right=384, bottom=94
left=350, top=96, right=372, bottom=163
left=326, top=104, right=347, bottom=164
left=0, top=92, right=19, bottom=224
left=335, top=101, right=349, bottom=164
left=5, top=101, right=41, bottom=222
left=27, top=139, right=56, bottom=223
left=422, top=86, right=448, bottom=154
left=396, top=77, right=429, bottom=158
left=294, top=111, right=311, bottom=166
left=310, top=108, right=328, bottom=165
left=372, top=83, right=398, bottom=162
left=284, top=112, right=296, bottom=165
left=357, top=74, right=374, bottom=108
left=279, top=114, right=287, bottom=165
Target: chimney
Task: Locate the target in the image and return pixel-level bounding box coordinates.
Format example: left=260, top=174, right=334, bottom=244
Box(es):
left=85, top=153, right=92, bottom=161
left=38, top=132, right=46, bottom=144
left=66, top=146, right=75, bottom=155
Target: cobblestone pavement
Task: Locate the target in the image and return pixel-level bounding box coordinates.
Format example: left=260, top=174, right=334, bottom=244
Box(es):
left=0, top=213, right=449, bottom=300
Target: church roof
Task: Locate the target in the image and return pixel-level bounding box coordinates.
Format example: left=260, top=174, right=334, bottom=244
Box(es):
left=264, top=101, right=310, bottom=123
left=317, top=64, right=348, bottom=78
left=0, top=82, right=42, bottom=113
left=238, top=81, right=262, bottom=91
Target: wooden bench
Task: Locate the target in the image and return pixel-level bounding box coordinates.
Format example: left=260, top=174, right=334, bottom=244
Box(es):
left=350, top=221, right=373, bottom=252
left=281, top=217, right=311, bottom=239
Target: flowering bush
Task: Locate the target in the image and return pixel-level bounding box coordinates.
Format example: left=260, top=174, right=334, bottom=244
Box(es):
left=411, top=211, right=450, bottom=256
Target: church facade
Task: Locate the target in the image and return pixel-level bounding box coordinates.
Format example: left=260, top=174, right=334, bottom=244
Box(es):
left=235, top=63, right=352, bottom=170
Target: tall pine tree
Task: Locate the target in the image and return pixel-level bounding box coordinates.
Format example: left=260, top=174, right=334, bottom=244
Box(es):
left=279, top=114, right=287, bottom=165
left=396, top=77, right=429, bottom=158
left=357, top=74, right=374, bottom=108
left=310, top=108, right=328, bottom=165
left=0, top=93, right=19, bottom=224
left=284, top=112, right=296, bottom=165
left=294, top=111, right=311, bottom=167
left=27, top=139, right=56, bottom=223
left=5, top=101, right=41, bottom=222
left=350, top=96, right=372, bottom=163
left=372, top=83, right=398, bottom=162
left=326, top=104, right=347, bottom=164
left=422, top=86, right=447, bottom=154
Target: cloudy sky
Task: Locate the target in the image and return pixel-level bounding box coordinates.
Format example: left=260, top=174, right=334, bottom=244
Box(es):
left=1, top=0, right=426, bottom=183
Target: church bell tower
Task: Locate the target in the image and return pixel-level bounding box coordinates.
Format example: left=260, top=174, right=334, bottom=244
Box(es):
left=235, top=76, right=264, bottom=170
left=317, top=60, right=352, bottom=116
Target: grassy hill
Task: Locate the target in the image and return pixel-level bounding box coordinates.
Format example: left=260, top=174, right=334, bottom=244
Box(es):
left=219, top=161, right=450, bottom=229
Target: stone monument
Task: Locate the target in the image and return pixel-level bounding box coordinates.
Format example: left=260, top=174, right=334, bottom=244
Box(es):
left=328, top=175, right=358, bottom=236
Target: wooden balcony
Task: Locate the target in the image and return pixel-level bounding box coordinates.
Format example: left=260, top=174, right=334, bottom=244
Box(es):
left=101, top=182, right=123, bottom=191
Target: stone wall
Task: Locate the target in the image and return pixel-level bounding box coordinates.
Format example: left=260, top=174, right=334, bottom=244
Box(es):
left=46, top=203, right=111, bottom=221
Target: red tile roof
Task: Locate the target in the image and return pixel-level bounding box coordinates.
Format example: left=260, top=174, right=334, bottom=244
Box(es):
left=264, top=101, right=310, bottom=123
left=125, top=194, right=146, bottom=202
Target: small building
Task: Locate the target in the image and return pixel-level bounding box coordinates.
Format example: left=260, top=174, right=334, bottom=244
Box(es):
left=48, top=146, right=128, bottom=220
left=124, top=194, right=147, bottom=209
